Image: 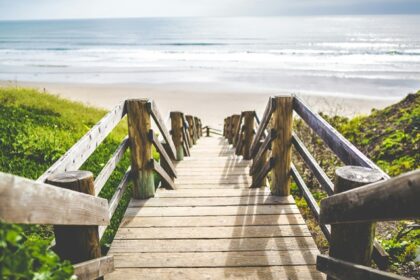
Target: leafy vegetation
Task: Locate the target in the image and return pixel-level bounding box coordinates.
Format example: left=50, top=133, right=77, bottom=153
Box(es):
left=292, top=91, right=420, bottom=278
left=0, top=86, right=153, bottom=277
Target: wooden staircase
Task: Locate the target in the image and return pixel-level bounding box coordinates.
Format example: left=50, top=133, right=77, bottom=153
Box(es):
left=107, top=136, right=324, bottom=279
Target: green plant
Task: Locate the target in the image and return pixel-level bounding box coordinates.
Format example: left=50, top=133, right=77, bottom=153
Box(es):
left=0, top=223, right=74, bottom=280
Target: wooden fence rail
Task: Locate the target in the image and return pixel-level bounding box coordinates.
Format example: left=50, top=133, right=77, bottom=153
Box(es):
left=222, top=94, right=394, bottom=272
left=1, top=98, right=200, bottom=280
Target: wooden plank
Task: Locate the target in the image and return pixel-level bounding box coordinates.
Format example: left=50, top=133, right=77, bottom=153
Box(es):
left=114, top=225, right=311, bottom=239
left=38, top=102, right=126, bottom=182
left=0, top=172, right=109, bottom=226
left=174, top=184, right=252, bottom=189
left=250, top=157, right=274, bottom=188
left=74, top=256, right=114, bottom=280
left=291, top=164, right=331, bottom=240
left=149, top=129, right=177, bottom=178
left=316, top=255, right=408, bottom=280
left=106, top=266, right=324, bottom=280
left=112, top=250, right=319, bottom=268
left=94, top=136, right=129, bottom=196
left=292, top=133, right=334, bottom=195
left=124, top=205, right=300, bottom=217
left=250, top=97, right=274, bottom=158
left=128, top=195, right=295, bottom=207
left=293, top=96, right=389, bottom=179
left=174, top=177, right=251, bottom=185
left=250, top=128, right=276, bottom=174
left=108, top=169, right=131, bottom=219
left=120, top=214, right=306, bottom=228
left=147, top=100, right=177, bottom=160
left=155, top=188, right=271, bottom=198
left=150, top=160, right=176, bottom=190
left=320, top=169, right=420, bottom=224
left=182, top=127, right=191, bottom=156
left=109, top=237, right=318, bottom=253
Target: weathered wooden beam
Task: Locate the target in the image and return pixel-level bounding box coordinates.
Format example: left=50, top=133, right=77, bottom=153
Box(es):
left=291, top=164, right=331, bottom=240
left=230, top=114, right=241, bottom=147
left=148, top=130, right=177, bottom=178
left=186, top=115, right=196, bottom=145
left=73, top=256, right=115, bottom=280
left=107, top=169, right=131, bottom=220
left=250, top=129, right=276, bottom=175
left=270, top=96, right=293, bottom=196
left=150, top=160, right=176, bottom=190
left=127, top=99, right=155, bottom=199
left=235, top=126, right=244, bottom=156
left=250, top=97, right=274, bottom=158
left=94, top=136, right=129, bottom=196
left=47, top=171, right=103, bottom=264
left=292, top=133, right=334, bottom=195
left=38, top=102, right=126, bottom=183
left=233, top=114, right=243, bottom=145
left=0, top=171, right=109, bottom=226
left=293, top=96, right=389, bottom=180
left=320, top=169, right=420, bottom=224
left=250, top=157, right=275, bottom=188
left=317, top=255, right=408, bottom=280
left=170, top=111, right=185, bottom=160
left=327, top=166, right=384, bottom=273
left=242, top=111, right=255, bottom=160
left=147, top=100, right=177, bottom=160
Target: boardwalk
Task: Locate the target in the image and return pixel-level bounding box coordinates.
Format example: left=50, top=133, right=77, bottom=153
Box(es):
left=107, top=136, right=324, bottom=279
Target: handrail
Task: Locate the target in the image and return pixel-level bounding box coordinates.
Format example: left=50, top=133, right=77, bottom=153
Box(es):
left=292, top=133, right=334, bottom=195
left=0, top=172, right=109, bottom=226
left=148, top=130, right=177, bottom=179
left=94, top=136, right=129, bottom=196
left=293, top=96, right=389, bottom=180
left=320, top=170, right=420, bottom=224
left=249, top=97, right=275, bottom=158
left=147, top=100, right=177, bottom=160
left=73, top=255, right=114, bottom=280
left=223, top=95, right=390, bottom=269
left=37, top=102, right=126, bottom=183
left=317, top=255, right=408, bottom=280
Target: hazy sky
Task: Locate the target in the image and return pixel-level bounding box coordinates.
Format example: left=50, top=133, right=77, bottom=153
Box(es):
left=1, top=0, right=420, bottom=20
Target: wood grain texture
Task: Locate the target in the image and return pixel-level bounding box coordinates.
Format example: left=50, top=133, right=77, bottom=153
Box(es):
left=0, top=172, right=109, bottom=226
left=74, top=256, right=114, bottom=280
left=149, top=129, right=177, bottom=178
left=250, top=97, right=274, bottom=157
left=270, top=96, right=293, bottom=196
left=293, top=96, right=389, bottom=180
left=242, top=111, right=255, bottom=160
left=94, top=137, right=129, bottom=196
left=317, top=255, right=407, bottom=280
left=47, top=171, right=102, bottom=264
left=38, top=102, right=126, bottom=183
left=107, top=136, right=321, bottom=279
left=127, top=99, right=155, bottom=199
left=106, top=266, right=324, bottom=280
left=170, top=111, right=185, bottom=160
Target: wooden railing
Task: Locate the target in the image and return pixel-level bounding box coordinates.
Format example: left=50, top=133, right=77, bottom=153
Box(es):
left=222, top=95, right=419, bottom=277
left=0, top=98, right=201, bottom=280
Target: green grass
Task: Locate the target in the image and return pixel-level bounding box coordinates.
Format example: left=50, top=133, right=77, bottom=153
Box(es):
left=0, top=86, right=138, bottom=278
left=292, top=91, right=420, bottom=277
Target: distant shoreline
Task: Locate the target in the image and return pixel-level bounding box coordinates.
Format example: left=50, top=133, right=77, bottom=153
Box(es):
left=0, top=80, right=401, bottom=127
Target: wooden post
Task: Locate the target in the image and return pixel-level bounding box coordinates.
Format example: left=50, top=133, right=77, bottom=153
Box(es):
left=270, top=96, right=293, bottom=196
left=194, top=117, right=200, bottom=139
left=126, top=99, right=155, bottom=199
left=186, top=115, right=196, bottom=145
left=231, top=114, right=241, bottom=147
left=252, top=141, right=268, bottom=187
left=223, top=118, right=227, bottom=137
left=242, top=111, right=255, bottom=160
left=227, top=116, right=233, bottom=144
left=170, top=111, right=184, bottom=161
left=328, top=166, right=383, bottom=276
left=206, top=126, right=210, bottom=137
left=46, top=171, right=101, bottom=265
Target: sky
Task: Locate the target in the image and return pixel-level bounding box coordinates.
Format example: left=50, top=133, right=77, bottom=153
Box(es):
left=1, top=0, right=420, bottom=20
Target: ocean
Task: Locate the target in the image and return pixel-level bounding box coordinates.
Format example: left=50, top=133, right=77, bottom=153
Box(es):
left=0, top=16, right=419, bottom=99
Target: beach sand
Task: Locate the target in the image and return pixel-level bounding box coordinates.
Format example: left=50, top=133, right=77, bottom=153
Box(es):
left=0, top=81, right=401, bottom=127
